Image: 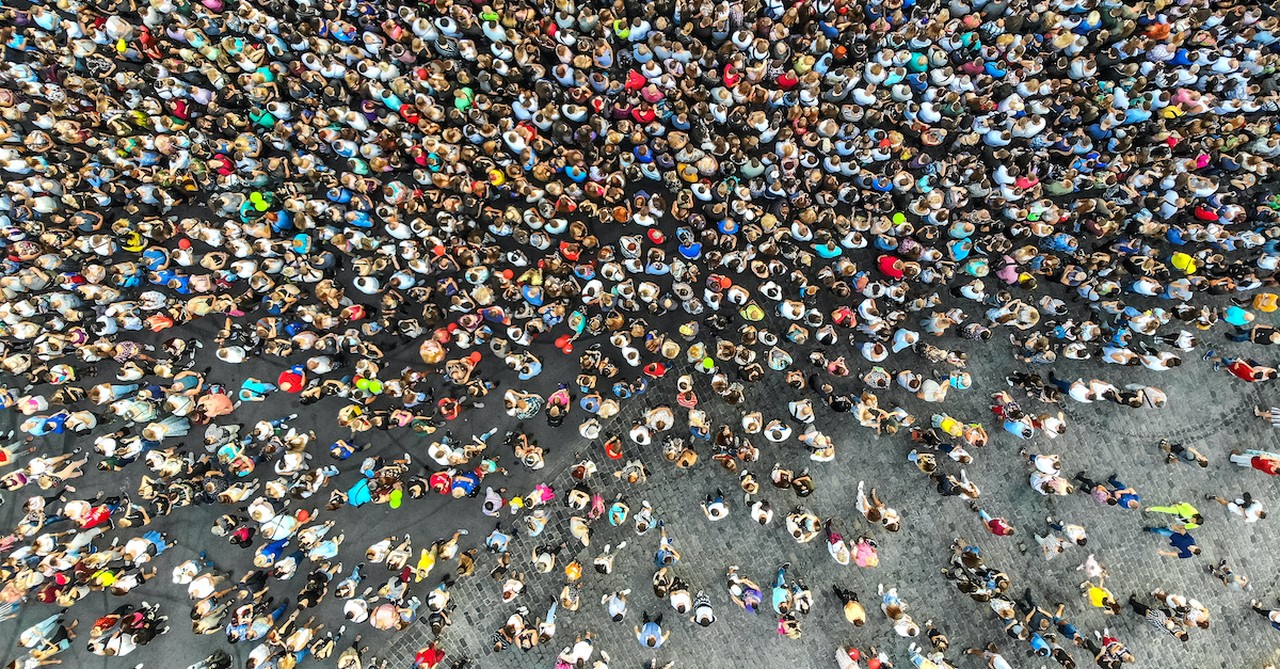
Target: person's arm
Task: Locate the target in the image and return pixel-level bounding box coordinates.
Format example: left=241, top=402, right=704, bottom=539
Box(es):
left=1156, top=549, right=1178, bottom=558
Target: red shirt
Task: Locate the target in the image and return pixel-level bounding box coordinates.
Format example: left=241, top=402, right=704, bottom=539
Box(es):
left=1227, top=360, right=1258, bottom=381
left=414, top=645, right=445, bottom=668
left=428, top=471, right=453, bottom=494
left=81, top=505, right=112, bottom=529
left=986, top=518, right=1015, bottom=536
left=278, top=370, right=304, bottom=393
left=877, top=255, right=905, bottom=280
left=1252, top=456, right=1280, bottom=476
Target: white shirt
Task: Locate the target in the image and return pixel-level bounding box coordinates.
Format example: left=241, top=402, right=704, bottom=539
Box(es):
left=95, top=435, right=119, bottom=456
left=344, top=598, right=369, bottom=623
left=704, top=502, right=728, bottom=521
left=570, top=639, right=593, bottom=663
left=1031, top=455, right=1060, bottom=475
left=605, top=593, right=626, bottom=619
left=172, top=560, right=199, bottom=584
left=1068, top=383, right=1093, bottom=403
left=750, top=502, right=773, bottom=525
left=1141, top=352, right=1179, bottom=371
left=188, top=573, right=218, bottom=599
left=669, top=590, right=692, bottom=613
left=25, top=457, right=51, bottom=476
left=1229, top=500, right=1265, bottom=523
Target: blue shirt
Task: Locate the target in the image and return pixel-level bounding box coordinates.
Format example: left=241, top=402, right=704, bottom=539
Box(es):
left=637, top=622, right=664, bottom=648
left=1117, top=492, right=1141, bottom=509
left=1225, top=305, right=1252, bottom=327
left=1169, top=531, right=1197, bottom=558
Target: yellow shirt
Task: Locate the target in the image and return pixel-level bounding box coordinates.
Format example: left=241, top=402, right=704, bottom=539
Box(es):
left=1254, top=293, right=1278, bottom=313
left=1170, top=252, right=1196, bottom=274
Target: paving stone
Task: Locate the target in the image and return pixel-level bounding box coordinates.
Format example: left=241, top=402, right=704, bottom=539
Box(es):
left=385, top=331, right=1280, bottom=668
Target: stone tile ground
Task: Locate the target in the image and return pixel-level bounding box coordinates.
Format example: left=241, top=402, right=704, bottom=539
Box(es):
left=388, top=320, right=1280, bottom=669
left=2, top=300, right=1277, bottom=669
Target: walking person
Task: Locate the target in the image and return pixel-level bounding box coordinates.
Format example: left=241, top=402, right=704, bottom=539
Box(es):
left=1145, top=501, right=1204, bottom=528
left=634, top=611, right=668, bottom=649
left=1205, top=492, right=1267, bottom=523
left=1143, top=525, right=1201, bottom=559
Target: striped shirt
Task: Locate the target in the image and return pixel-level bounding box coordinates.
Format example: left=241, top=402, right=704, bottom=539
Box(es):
left=1144, top=608, right=1170, bottom=634
left=1144, top=608, right=1185, bottom=638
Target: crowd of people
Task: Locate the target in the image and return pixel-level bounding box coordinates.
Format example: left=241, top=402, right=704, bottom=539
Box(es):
left=4, top=0, right=1280, bottom=664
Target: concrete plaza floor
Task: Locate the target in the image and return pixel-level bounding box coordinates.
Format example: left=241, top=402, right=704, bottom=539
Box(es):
left=382, top=323, right=1280, bottom=669
left=2, top=297, right=1280, bottom=669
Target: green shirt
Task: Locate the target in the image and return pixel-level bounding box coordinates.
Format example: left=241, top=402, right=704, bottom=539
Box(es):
left=1150, top=502, right=1200, bottom=529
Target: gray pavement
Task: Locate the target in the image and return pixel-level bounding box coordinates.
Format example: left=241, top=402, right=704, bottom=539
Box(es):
left=384, top=326, right=1280, bottom=669
left=4, top=304, right=1280, bottom=669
